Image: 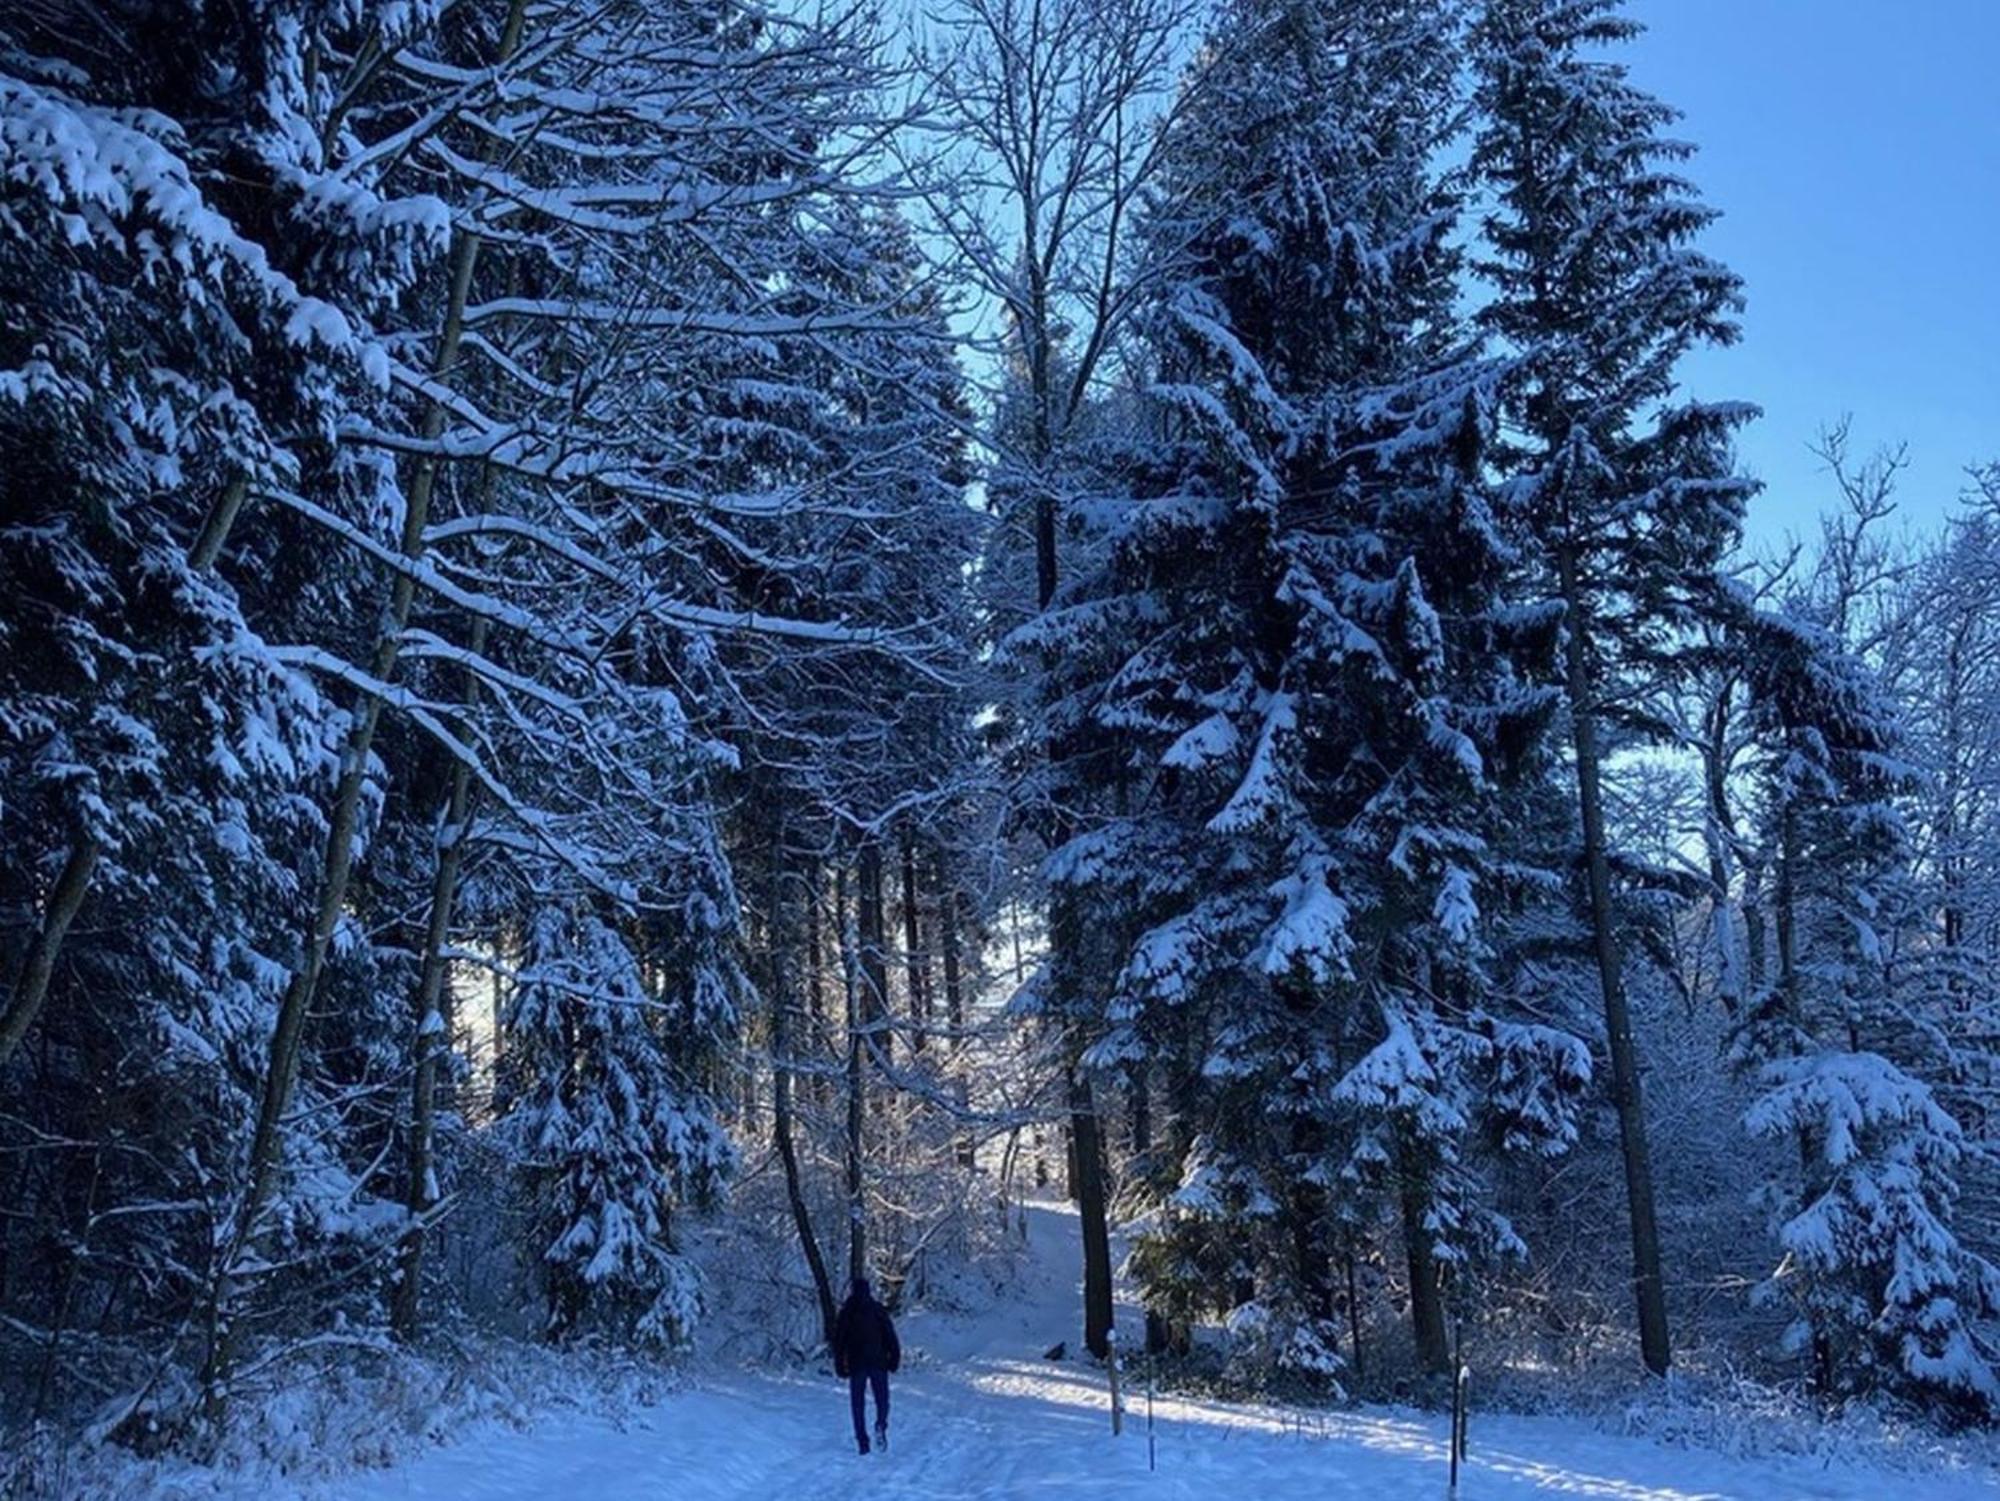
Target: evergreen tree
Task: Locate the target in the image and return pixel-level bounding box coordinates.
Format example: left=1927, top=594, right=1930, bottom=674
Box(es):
left=1043, top=0, right=1584, bottom=1382
left=0, top=0, right=437, bottom=1427
left=501, top=898, right=734, bottom=1348
left=1470, top=0, right=1757, bottom=1375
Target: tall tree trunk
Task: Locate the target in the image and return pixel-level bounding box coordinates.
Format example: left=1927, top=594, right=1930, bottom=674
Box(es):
left=391, top=617, right=487, bottom=1341
left=768, top=824, right=837, bottom=1348
left=1939, top=619, right=1970, bottom=1003
left=838, top=866, right=867, bottom=1285
left=938, top=869, right=965, bottom=1038
left=857, top=840, right=890, bottom=1069
left=1742, top=858, right=1769, bottom=998
left=807, top=864, right=826, bottom=1014
left=1558, top=546, right=1672, bottom=1377
left=1774, top=802, right=1801, bottom=1019
left=490, top=944, right=508, bottom=1070
left=900, top=830, right=929, bottom=1052
left=1044, top=764, right=1118, bottom=1350
left=1071, top=1068, right=1115, bottom=1359
left=1279, top=977, right=1333, bottom=1341
left=777, top=1038, right=838, bottom=1345
left=1288, top=1144, right=1334, bottom=1331
left=1047, top=863, right=1114, bottom=1358
left=1026, top=272, right=1116, bottom=1365
left=937, top=860, right=974, bottom=1166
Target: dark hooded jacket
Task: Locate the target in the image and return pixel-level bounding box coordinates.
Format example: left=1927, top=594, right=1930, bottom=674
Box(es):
left=833, top=1280, right=900, bottom=1377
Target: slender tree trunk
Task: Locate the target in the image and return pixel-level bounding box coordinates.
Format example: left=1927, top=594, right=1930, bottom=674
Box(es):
left=1024, top=240, right=1116, bottom=1365
left=1701, top=686, right=1744, bottom=1013
left=189, top=474, right=249, bottom=573
left=1940, top=621, right=1970, bottom=1003
left=1280, top=977, right=1333, bottom=1340
left=937, top=862, right=974, bottom=1167
left=203, top=40, right=520, bottom=1404
left=1288, top=1148, right=1334, bottom=1329
left=839, top=866, right=867, bottom=1284
left=939, top=872, right=966, bottom=1039
left=1290, top=1181, right=1334, bottom=1326
left=805, top=859, right=831, bottom=1112
left=1045, top=852, right=1114, bottom=1356
left=857, top=840, right=890, bottom=1069
left=490, top=946, right=508, bottom=1072
left=768, top=826, right=837, bottom=1348
left=0, top=837, right=100, bottom=1072
left=1742, top=859, right=1769, bottom=998
left=1557, top=546, right=1672, bottom=1377
left=1774, top=802, right=1801, bottom=1019
left=900, top=830, right=929, bottom=1053
left=777, top=1053, right=838, bottom=1346
left=391, top=616, right=487, bottom=1341
left=1344, top=1250, right=1366, bottom=1382
left=1034, top=492, right=1058, bottom=628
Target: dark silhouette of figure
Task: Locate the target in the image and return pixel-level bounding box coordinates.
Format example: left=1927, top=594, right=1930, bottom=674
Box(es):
left=833, top=1277, right=901, bottom=1454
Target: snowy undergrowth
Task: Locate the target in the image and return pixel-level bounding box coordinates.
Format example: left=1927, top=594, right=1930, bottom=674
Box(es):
left=1147, top=1326, right=2000, bottom=1483
left=0, top=1336, right=683, bottom=1501
left=1598, top=1371, right=1999, bottom=1478
left=1436, top=1356, right=2000, bottom=1482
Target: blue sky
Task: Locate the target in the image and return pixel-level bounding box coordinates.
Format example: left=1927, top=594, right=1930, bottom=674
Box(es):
left=1624, top=0, right=2000, bottom=545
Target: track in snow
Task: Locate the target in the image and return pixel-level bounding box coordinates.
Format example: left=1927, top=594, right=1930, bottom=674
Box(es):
left=321, top=1204, right=1995, bottom=1501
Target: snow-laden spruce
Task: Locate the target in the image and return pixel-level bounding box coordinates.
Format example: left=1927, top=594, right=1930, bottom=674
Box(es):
left=1022, top=0, right=1593, bottom=1386
left=1469, top=0, right=1759, bottom=1378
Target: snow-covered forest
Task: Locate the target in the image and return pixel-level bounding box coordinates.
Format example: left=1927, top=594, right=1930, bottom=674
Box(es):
left=3, top=0, right=1998, bottom=1491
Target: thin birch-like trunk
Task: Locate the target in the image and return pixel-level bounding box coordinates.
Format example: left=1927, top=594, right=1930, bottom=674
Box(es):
left=391, top=615, right=487, bottom=1341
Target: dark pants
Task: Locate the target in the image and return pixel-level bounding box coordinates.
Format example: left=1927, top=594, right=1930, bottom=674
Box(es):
left=848, top=1367, right=889, bottom=1446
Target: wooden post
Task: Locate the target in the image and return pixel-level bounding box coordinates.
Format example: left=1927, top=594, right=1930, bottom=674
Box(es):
left=1146, top=1359, right=1156, bottom=1471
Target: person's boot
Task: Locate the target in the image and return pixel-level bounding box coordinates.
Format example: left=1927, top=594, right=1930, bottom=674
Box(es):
left=857, top=1433, right=871, bottom=1456
left=875, top=1421, right=888, bottom=1454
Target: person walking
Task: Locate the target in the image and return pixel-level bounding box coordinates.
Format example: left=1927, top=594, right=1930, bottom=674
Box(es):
left=832, top=1276, right=901, bottom=1455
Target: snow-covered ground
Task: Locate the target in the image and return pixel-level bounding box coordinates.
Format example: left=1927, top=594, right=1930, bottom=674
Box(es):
left=94, top=1200, right=1979, bottom=1501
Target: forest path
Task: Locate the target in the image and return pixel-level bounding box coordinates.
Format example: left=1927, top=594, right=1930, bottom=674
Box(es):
left=321, top=1203, right=1992, bottom=1501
